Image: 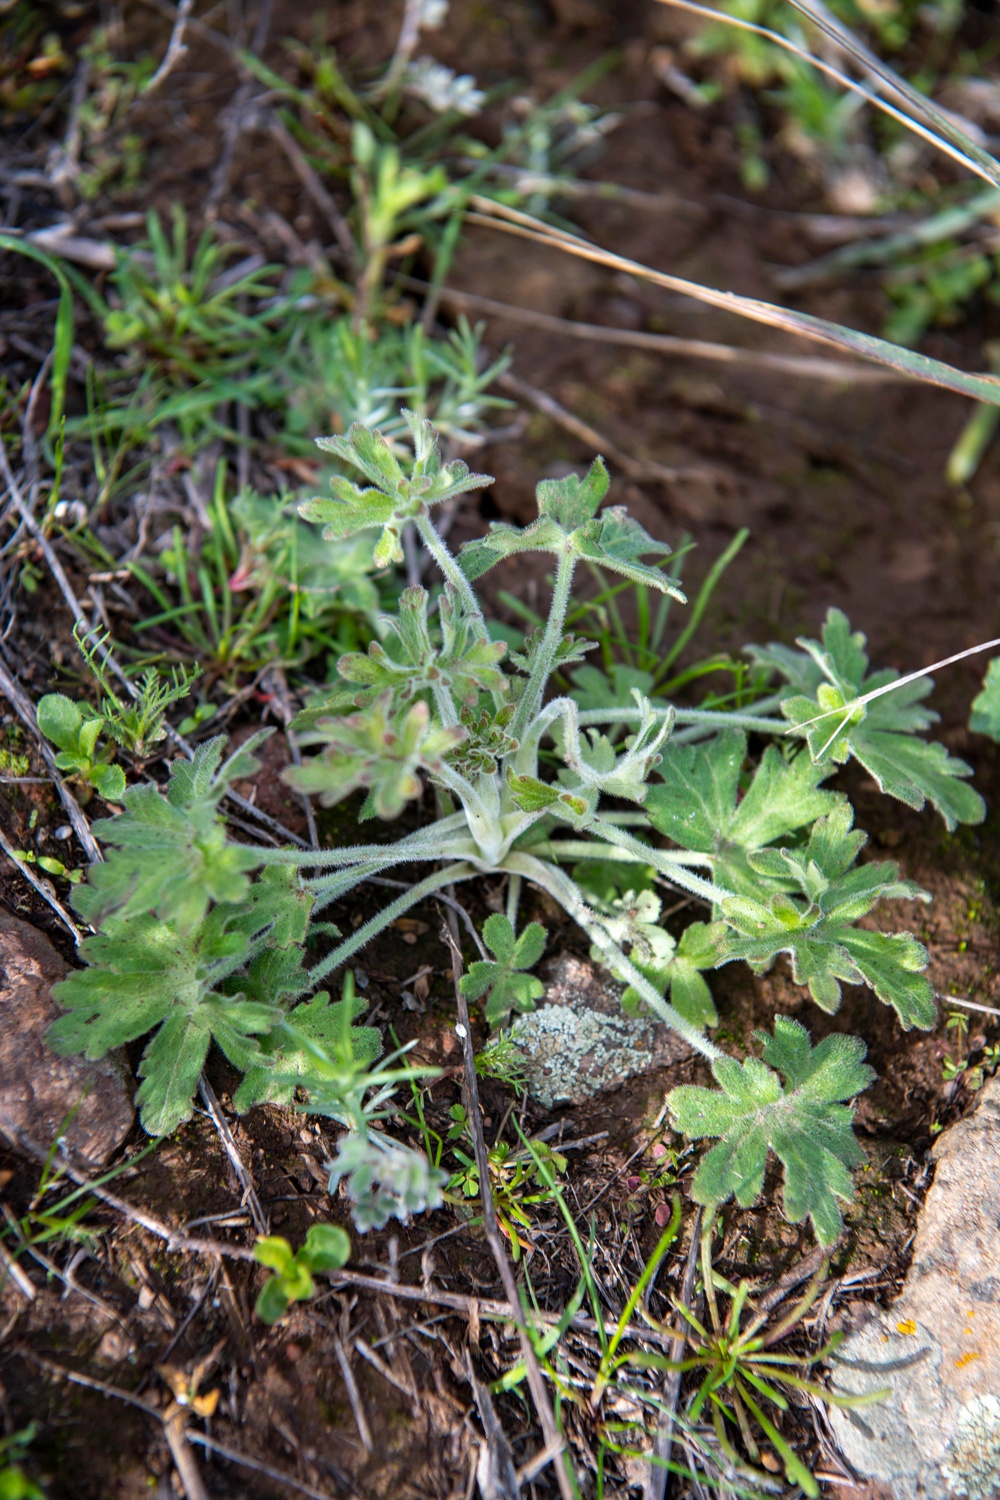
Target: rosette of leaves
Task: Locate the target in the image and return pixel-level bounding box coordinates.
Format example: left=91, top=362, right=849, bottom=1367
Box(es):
left=48, top=736, right=378, bottom=1137
left=667, top=1017, right=875, bottom=1245
left=57, top=411, right=974, bottom=1249
left=336, top=583, right=507, bottom=708
left=287, top=692, right=466, bottom=820
left=750, top=609, right=985, bottom=830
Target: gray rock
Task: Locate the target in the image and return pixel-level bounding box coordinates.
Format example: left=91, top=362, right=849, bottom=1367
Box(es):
left=828, top=1074, right=1000, bottom=1498
left=509, top=953, right=687, bottom=1107
left=0, top=909, right=134, bottom=1166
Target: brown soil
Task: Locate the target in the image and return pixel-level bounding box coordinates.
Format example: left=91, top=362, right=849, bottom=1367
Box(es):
left=2, top=0, right=1000, bottom=1496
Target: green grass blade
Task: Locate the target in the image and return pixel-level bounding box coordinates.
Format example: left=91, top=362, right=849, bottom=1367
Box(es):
left=468, top=200, right=1000, bottom=405
left=0, top=233, right=74, bottom=440
left=659, top=529, right=749, bottom=678
left=782, top=0, right=1000, bottom=193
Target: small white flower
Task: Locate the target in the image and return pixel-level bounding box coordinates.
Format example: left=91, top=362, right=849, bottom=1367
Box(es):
left=418, top=0, right=449, bottom=30
left=404, top=57, right=485, bottom=117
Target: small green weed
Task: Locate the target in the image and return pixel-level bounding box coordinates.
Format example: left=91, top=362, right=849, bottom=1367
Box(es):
left=36, top=623, right=199, bottom=799
left=0, top=1424, right=45, bottom=1500
left=659, top=1215, right=885, bottom=1496
left=253, top=1224, right=350, bottom=1323
left=446, top=1104, right=566, bottom=1259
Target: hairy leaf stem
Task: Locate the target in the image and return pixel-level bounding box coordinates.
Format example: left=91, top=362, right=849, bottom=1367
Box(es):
left=506, top=852, right=724, bottom=1063
left=511, top=547, right=576, bottom=744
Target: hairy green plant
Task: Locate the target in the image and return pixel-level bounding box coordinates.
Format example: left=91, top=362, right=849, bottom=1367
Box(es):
left=253, top=1223, right=350, bottom=1323
left=459, top=914, right=547, bottom=1026
left=53, top=411, right=983, bottom=1241
left=666, top=1016, right=874, bottom=1244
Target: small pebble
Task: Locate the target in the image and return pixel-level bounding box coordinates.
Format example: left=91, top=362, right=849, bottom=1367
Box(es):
left=53, top=825, right=72, bottom=841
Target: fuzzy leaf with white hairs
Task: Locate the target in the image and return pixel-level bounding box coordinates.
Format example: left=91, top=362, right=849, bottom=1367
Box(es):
left=302, top=411, right=492, bottom=568
left=751, top=610, right=985, bottom=830
left=459, top=458, right=684, bottom=594
left=667, top=1016, right=875, bottom=1245
left=718, top=804, right=935, bottom=1029
left=646, top=729, right=841, bottom=899
left=71, top=733, right=273, bottom=933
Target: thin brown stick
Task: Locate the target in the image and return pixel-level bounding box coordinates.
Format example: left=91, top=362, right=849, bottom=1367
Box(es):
left=163, top=1408, right=211, bottom=1500
left=197, top=1077, right=268, bottom=1237
left=186, top=1431, right=347, bottom=1500
left=443, top=909, right=576, bottom=1500
left=0, top=1240, right=37, bottom=1302
left=333, top=1337, right=374, bottom=1453
left=465, top=1346, right=521, bottom=1500
left=0, top=827, right=81, bottom=943
left=6, top=1129, right=685, bottom=1354
left=464, top=196, right=1000, bottom=397
left=496, top=372, right=713, bottom=485
left=267, top=114, right=355, bottom=260
left=424, top=282, right=901, bottom=383
left=143, top=0, right=195, bottom=94
left=24, top=1355, right=208, bottom=1500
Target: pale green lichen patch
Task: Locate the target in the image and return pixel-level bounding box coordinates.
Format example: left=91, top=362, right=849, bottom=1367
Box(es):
left=510, top=1001, right=657, bottom=1108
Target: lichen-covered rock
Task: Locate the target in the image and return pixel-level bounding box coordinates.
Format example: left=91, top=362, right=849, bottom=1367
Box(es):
left=509, top=953, right=687, bottom=1107
left=828, top=1073, right=1000, bottom=1498
left=0, top=909, right=134, bottom=1166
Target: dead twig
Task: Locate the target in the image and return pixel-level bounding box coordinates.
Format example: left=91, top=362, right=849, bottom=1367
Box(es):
left=423, top=282, right=902, bottom=384
left=466, top=1347, right=521, bottom=1500
left=0, top=826, right=82, bottom=943
left=186, top=1431, right=347, bottom=1500
left=497, top=371, right=711, bottom=486
left=163, top=1407, right=211, bottom=1500
left=266, top=113, right=355, bottom=260
left=197, top=1077, right=268, bottom=1237
left=142, top=0, right=195, bottom=94
left=23, top=1354, right=209, bottom=1500
left=333, top=1337, right=374, bottom=1454
left=442, top=904, right=576, bottom=1500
